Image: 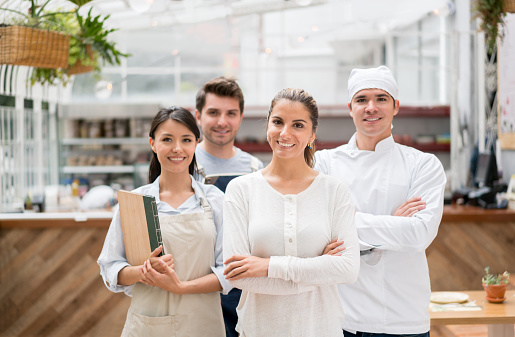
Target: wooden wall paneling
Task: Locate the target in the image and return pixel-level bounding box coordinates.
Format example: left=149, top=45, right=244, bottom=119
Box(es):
left=427, top=221, right=515, bottom=291
left=0, top=228, right=130, bottom=337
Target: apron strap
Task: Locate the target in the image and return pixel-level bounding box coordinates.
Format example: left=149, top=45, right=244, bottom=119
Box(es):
left=196, top=162, right=207, bottom=181
left=199, top=197, right=211, bottom=212
left=193, top=181, right=212, bottom=212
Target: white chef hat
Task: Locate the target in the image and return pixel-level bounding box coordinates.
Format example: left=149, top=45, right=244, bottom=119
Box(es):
left=348, top=66, right=398, bottom=101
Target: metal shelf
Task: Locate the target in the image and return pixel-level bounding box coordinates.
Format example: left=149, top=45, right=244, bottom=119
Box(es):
left=61, top=138, right=148, bottom=146
left=235, top=141, right=451, bottom=153
left=62, top=165, right=136, bottom=174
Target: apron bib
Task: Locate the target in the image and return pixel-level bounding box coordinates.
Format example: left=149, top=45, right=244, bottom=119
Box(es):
left=121, top=197, right=225, bottom=337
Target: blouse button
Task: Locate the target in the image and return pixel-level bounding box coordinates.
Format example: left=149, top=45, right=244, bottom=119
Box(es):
left=289, top=238, right=293, bottom=243
left=287, top=224, right=292, bottom=228
left=289, top=198, right=293, bottom=203
left=288, top=211, right=293, bottom=215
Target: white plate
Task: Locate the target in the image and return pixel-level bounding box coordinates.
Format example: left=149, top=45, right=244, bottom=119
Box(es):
left=430, top=292, right=469, bottom=304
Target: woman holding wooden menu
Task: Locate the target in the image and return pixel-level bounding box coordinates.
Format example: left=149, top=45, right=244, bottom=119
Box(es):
left=98, top=107, right=228, bottom=336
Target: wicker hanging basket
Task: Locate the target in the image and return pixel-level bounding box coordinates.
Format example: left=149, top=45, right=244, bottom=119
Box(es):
left=504, top=0, right=515, bottom=13
left=0, top=26, right=70, bottom=69
left=67, top=45, right=95, bottom=75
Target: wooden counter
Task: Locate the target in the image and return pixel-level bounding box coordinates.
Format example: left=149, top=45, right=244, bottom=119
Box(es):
left=0, top=211, right=113, bottom=228
left=0, top=212, right=129, bottom=337
left=428, top=205, right=515, bottom=292
left=1, top=205, right=514, bottom=336
left=442, top=205, right=515, bottom=222
left=2, top=204, right=513, bottom=228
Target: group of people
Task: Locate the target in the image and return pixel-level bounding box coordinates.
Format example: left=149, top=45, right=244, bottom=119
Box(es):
left=98, top=66, right=447, bottom=337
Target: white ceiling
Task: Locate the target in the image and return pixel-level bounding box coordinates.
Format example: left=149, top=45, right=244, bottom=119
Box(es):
left=1, top=0, right=452, bottom=34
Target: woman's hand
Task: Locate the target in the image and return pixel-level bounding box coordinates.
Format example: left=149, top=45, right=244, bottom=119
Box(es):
left=393, top=197, right=426, bottom=217
left=148, top=246, right=174, bottom=274
left=323, top=238, right=346, bottom=256
left=223, top=255, right=270, bottom=280
left=140, top=259, right=184, bottom=294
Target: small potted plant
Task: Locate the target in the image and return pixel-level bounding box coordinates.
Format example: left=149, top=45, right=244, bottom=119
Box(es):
left=482, top=266, right=510, bottom=303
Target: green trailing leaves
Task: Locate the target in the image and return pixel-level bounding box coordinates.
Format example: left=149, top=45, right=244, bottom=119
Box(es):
left=473, top=0, right=507, bottom=54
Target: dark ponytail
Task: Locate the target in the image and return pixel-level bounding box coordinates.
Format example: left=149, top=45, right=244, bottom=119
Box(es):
left=148, top=106, right=200, bottom=183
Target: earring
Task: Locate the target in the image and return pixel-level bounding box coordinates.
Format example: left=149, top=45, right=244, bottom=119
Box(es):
left=307, top=143, right=312, bottom=149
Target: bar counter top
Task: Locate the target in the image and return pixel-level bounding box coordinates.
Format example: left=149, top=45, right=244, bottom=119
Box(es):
left=0, top=210, right=113, bottom=228
left=1, top=204, right=514, bottom=228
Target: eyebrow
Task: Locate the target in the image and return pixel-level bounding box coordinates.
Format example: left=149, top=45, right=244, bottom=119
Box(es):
left=206, top=108, right=240, bottom=113
left=160, top=133, right=194, bottom=137
left=270, top=116, right=307, bottom=123
left=353, top=93, right=390, bottom=100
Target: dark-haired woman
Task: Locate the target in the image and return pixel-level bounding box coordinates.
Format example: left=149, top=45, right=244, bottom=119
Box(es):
left=98, top=106, right=227, bottom=337
left=222, top=89, right=360, bottom=336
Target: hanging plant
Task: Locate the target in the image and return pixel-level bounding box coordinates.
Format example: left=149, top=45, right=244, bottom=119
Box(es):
left=30, top=4, right=130, bottom=86
left=472, top=0, right=508, bottom=54
left=0, top=0, right=71, bottom=69
left=0, top=0, right=130, bottom=86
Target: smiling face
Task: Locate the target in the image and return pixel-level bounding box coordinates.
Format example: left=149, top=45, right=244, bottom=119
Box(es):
left=267, top=100, right=315, bottom=162
left=149, top=119, right=198, bottom=176
left=195, top=93, right=243, bottom=148
left=349, top=88, right=399, bottom=148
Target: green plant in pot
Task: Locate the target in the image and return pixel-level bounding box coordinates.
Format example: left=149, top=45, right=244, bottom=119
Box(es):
left=31, top=1, right=130, bottom=86
left=482, top=267, right=510, bottom=303
left=472, top=0, right=508, bottom=54
left=0, top=0, right=72, bottom=69
left=1, top=0, right=129, bottom=86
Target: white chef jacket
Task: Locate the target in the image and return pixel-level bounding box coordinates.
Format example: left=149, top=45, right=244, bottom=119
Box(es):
left=314, top=133, right=446, bottom=334
left=97, top=175, right=232, bottom=297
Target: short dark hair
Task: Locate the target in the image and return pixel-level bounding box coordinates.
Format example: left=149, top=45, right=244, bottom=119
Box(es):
left=267, top=88, right=318, bottom=168
left=196, top=76, right=244, bottom=114
left=148, top=106, right=200, bottom=183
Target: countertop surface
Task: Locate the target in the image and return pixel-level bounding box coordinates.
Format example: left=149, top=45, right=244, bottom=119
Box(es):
left=1, top=205, right=514, bottom=228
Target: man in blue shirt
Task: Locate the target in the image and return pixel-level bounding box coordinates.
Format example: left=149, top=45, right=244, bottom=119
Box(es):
left=194, top=76, right=263, bottom=337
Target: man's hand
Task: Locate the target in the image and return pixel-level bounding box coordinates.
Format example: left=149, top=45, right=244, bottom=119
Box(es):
left=223, top=255, right=270, bottom=280
left=393, top=197, right=426, bottom=217
left=323, top=238, right=346, bottom=256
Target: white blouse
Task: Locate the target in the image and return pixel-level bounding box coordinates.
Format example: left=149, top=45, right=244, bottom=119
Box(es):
left=223, top=171, right=360, bottom=337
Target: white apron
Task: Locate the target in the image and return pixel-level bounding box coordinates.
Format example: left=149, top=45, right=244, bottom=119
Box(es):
left=121, top=195, right=225, bottom=337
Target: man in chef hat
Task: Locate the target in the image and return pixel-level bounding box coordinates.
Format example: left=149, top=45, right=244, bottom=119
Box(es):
left=315, top=66, right=446, bottom=337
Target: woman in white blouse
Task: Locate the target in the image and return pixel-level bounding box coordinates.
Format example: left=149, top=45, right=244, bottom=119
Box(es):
left=98, top=107, right=228, bottom=337
left=223, top=88, right=360, bottom=337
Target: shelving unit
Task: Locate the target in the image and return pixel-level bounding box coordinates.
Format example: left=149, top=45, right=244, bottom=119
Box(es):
left=236, top=141, right=450, bottom=153
left=58, top=104, right=159, bottom=190
left=238, top=104, right=451, bottom=168
left=57, top=103, right=451, bottom=191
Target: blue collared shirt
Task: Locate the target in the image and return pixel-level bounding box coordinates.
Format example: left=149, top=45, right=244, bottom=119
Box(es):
left=97, top=175, right=231, bottom=296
